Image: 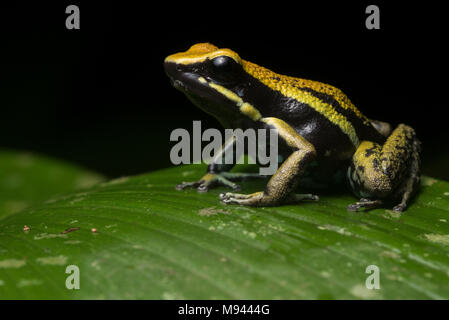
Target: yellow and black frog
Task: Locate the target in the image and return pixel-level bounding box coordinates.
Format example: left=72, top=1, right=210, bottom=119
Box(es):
left=164, top=43, right=420, bottom=212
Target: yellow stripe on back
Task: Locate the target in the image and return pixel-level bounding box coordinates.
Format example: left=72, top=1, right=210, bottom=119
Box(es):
left=165, top=43, right=366, bottom=148
left=242, top=60, right=363, bottom=147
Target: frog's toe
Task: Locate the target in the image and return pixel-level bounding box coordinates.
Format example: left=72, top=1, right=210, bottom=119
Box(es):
left=347, top=203, right=360, bottom=212
left=215, top=175, right=241, bottom=190
left=231, top=184, right=242, bottom=191
left=197, top=180, right=220, bottom=192
left=199, top=177, right=240, bottom=192
left=175, top=181, right=202, bottom=190
left=219, top=191, right=263, bottom=205
left=347, top=199, right=383, bottom=212
left=219, top=192, right=252, bottom=201
left=196, top=183, right=209, bottom=192
left=392, top=203, right=406, bottom=212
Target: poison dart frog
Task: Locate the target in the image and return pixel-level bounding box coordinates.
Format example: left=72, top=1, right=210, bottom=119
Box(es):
left=164, top=43, right=421, bottom=212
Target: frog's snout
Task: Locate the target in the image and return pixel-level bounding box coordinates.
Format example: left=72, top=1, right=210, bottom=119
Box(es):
left=164, top=61, right=184, bottom=89
left=172, top=79, right=185, bottom=90
left=163, top=60, right=178, bottom=79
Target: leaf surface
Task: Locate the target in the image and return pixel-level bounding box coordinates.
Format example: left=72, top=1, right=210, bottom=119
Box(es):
left=1, top=160, right=449, bottom=299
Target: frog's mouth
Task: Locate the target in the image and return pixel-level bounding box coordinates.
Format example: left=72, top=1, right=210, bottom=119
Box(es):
left=166, top=72, right=210, bottom=99
left=172, top=79, right=186, bottom=91
left=164, top=62, right=244, bottom=127
left=164, top=62, right=203, bottom=94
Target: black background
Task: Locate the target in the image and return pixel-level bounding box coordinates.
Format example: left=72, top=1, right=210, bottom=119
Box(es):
left=1, top=2, right=447, bottom=179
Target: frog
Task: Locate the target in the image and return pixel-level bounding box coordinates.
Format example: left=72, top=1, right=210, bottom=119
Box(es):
left=164, top=43, right=421, bottom=212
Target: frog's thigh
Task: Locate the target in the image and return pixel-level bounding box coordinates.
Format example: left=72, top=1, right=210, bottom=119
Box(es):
left=348, top=124, right=420, bottom=211
left=220, top=117, right=316, bottom=206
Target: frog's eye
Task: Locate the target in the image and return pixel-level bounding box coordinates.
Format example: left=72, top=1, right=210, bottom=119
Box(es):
left=211, top=56, right=234, bottom=72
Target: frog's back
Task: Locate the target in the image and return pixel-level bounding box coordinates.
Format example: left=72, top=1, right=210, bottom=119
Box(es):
left=241, top=60, right=386, bottom=156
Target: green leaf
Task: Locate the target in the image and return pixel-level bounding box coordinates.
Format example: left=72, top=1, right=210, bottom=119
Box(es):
left=1, top=160, right=449, bottom=299
left=0, top=150, right=104, bottom=219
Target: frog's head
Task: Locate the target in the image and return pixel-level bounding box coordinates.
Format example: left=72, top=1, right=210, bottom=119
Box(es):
left=164, top=43, right=251, bottom=127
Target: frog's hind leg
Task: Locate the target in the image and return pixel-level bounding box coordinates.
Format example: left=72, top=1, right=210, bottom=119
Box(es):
left=347, top=124, right=421, bottom=212
left=390, top=138, right=421, bottom=211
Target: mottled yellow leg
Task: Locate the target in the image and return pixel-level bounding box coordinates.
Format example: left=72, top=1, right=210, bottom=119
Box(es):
left=391, top=139, right=421, bottom=211
left=347, top=124, right=420, bottom=212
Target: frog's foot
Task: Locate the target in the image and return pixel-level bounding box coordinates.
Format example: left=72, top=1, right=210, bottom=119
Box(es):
left=219, top=191, right=319, bottom=206
left=347, top=198, right=384, bottom=212
left=219, top=191, right=266, bottom=206
left=176, top=172, right=264, bottom=193
left=349, top=199, right=410, bottom=213
left=392, top=203, right=406, bottom=212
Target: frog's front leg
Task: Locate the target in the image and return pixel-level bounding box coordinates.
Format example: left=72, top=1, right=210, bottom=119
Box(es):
left=176, top=135, right=264, bottom=192
left=220, top=117, right=318, bottom=206
left=347, top=124, right=421, bottom=212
